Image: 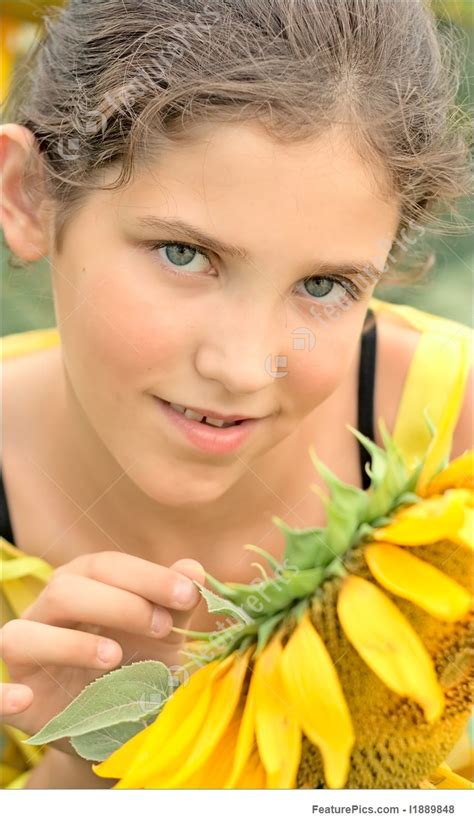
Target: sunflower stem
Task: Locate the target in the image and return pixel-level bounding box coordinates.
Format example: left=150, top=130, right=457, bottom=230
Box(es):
left=171, top=625, right=241, bottom=639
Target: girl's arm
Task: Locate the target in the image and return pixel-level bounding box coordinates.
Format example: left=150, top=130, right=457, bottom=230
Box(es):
left=24, top=748, right=115, bottom=789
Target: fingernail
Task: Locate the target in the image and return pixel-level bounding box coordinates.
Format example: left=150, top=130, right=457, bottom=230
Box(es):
left=173, top=578, right=196, bottom=607
left=151, top=606, right=170, bottom=634
left=97, top=638, right=119, bottom=664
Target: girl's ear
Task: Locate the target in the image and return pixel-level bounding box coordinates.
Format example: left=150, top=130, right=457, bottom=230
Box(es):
left=0, top=123, right=51, bottom=262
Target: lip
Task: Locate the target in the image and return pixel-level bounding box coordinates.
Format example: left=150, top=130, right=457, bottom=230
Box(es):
left=154, top=396, right=267, bottom=455
left=158, top=397, right=261, bottom=423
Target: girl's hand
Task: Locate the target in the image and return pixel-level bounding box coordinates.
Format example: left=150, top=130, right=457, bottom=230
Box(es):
left=0, top=552, right=206, bottom=744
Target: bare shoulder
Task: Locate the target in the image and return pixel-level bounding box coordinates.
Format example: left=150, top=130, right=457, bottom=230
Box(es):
left=2, top=345, right=61, bottom=457
left=373, top=308, right=422, bottom=441
left=1, top=344, right=66, bottom=552
left=374, top=307, right=472, bottom=455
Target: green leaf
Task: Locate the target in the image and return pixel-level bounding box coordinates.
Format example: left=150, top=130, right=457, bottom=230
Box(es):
left=195, top=582, right=253, bottom=623
left=70, top=719, right=151, bottom=762
left=25, top=661, right=172, bottom=746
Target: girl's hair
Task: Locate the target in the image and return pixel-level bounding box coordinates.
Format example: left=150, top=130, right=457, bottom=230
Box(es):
left=3, top=0, right=473, bottom=281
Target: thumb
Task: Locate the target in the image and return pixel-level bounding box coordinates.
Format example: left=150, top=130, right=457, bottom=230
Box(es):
left=170, top=557, right=206, bottom=588
left=168, top=558, right=207, bottom=629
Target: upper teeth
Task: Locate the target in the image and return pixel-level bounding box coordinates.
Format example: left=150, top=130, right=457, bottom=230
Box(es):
left=168, top=402, right=235, bottom=428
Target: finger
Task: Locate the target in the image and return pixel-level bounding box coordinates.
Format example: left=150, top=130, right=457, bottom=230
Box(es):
left=1, top=618, right=123, bottom=674
left=0, top=682, right=34, bottom=719
left=168, top=558, right=206, bottom=617
left=61, top=551, right=204, bottom=611
left=170, top=558, right=207, bottom=586
left=22, top=574, right=174, bottom=639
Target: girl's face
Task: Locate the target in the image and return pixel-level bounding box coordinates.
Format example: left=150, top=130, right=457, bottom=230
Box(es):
left=50, top=121, right=400, bottom=505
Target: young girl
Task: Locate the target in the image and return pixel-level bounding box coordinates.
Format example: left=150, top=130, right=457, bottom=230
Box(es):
left=0, top=0, right=472, bottom=789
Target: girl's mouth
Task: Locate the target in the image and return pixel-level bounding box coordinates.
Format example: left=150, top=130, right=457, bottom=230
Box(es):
left=153, top=396, right=265, bottom=455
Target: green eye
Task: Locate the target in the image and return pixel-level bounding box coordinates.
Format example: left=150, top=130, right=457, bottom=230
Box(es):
left=164, top=244, right=197, bottom=266
left=152, top=242, right=213, bottom=275
left=304, top=277, right=335, bottom=298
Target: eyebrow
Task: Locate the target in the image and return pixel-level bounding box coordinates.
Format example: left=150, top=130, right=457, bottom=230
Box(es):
left=135, top=215, right=383, bottom=282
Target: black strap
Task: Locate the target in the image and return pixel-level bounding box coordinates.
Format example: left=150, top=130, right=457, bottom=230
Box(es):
left=357, top=308, right=377, bottom=489
left=0, top=466, right=15, bottom=544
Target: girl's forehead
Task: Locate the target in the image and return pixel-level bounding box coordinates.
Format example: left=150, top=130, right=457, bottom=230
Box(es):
left=113, top=120, right=395, bottom=207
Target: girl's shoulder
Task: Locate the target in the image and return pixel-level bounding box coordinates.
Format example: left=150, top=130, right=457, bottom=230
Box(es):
left=1, top=326, right=66, bottom=558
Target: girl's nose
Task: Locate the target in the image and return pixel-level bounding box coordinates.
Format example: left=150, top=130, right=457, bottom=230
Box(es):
left=194, top=295, right=287, bottom=396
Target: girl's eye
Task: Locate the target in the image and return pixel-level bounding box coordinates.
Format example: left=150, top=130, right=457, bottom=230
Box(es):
left=149, top=242, right=361, bottom=304
left=152, top=242, right=214, bottom=275
left=298, top=276, right=360, bottom=304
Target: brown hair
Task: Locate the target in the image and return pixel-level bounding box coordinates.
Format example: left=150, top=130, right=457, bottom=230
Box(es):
left=3, top=0, right=473, bottom=281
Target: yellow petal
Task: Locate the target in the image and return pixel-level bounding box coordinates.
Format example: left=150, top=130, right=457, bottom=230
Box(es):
left=154, top=647, right=252, bottom=788
left=452, top=507, right=474, bottom=551
left=279, top=612, right=354, bottom=789
left=365, top=543, right=472, bottom=621
left=337, top=576, right=444, bottom=723
left=233, top=746, right=267, bottom=788
left=425, top=762, right=474, bottom=790
left=94, top=656, right=230, bottom=785
left=91, top=724, right=152, bottom=781
left=225, top=665, right=258, bottom=788
left=416, top=336, right=470, bottom=496
left=253, top=633, right=301, bottom=788
left=373, top=493, right=465, bottom=545
left=144, top=710, right=243, bottom=789
left=425, top=452, right=474, bottom=496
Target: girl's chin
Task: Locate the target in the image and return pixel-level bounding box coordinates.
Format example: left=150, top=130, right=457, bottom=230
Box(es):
left=136, top=466, right=239, bottom=507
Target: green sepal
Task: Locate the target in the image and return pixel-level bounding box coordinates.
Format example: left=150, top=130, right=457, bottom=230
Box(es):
left=352, top=522, right=373, bottom=545
left=392, top=491, right=422, bottom=508
left=272, top=515, right=332, bottom=569
left=324, top=558, right=347, bottom=578
left=243, top=543, right=281, bottom=572
left=347, top=425, right=387, bottom=488
left=290, top=597, right=310, bottom=623
left=255, top=611, right=285, bottom=656
left=364, top=421, right=411, bottom=522
left=222, top=567, right=324, bottom=618
left=203, top=571, right=240, bottom=599
left=309, top=447, right=368, bottom=557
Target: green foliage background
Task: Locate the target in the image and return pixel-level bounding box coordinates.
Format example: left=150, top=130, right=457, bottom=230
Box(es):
left=1, top=0, right=473, bottom=335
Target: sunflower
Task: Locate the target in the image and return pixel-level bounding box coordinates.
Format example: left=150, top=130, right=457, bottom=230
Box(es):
left=91, top=413, right=473, bottom=790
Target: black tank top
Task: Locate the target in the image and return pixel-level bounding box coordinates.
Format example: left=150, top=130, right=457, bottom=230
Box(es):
left=0, top=311, right=377, bottom=545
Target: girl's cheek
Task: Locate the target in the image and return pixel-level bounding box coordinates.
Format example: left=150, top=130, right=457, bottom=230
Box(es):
left=58, top=267, right=189, bottom=386
left=290, top=314, right=364, bottom=409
